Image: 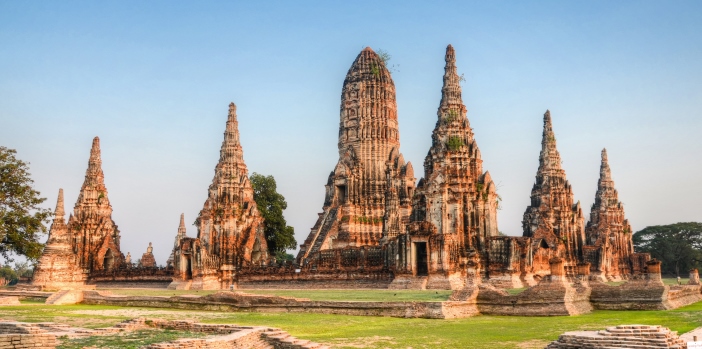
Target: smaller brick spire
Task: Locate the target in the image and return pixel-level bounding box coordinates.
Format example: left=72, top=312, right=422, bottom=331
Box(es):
left=54, top=188, right=65, bottom=221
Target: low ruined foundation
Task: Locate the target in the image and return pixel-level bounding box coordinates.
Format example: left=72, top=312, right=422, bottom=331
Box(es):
left=0, top=318, right=329, bottom=349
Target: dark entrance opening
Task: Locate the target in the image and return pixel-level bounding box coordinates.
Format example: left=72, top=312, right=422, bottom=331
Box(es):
left=415, top=242, right=428, bottom=276
left=185, top=255, right=193, bottom=280
left=103, top=249, right=114, bottom=270
left=336, top=185, right=346, bottom=204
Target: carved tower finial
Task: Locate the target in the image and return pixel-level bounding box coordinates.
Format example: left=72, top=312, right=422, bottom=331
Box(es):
left=438, top=44, right=467, bottom=122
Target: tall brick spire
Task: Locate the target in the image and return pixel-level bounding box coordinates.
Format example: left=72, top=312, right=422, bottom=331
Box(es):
left=407, top=44, right=498, bottom=273
left=196, top=103, right=268, bottom=273
left=584, top=148, right=634, bottom=279
left=68, top=137, right=122, bottom=271
left=523, top=110, right=585, bottom=266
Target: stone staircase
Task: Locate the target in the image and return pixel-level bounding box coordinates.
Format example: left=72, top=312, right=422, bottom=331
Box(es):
left=45, top=289, right=83, bottom=305
left=45, top=290, right=71, bottom=304
left=302, top=208, right=338, bottom=260
left=546, top=325, right=687, bottom=348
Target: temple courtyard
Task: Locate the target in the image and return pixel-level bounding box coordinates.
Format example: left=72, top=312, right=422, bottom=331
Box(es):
left=1, top=285, right=702, bottom=348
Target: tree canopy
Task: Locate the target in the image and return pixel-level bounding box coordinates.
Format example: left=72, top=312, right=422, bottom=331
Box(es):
left=250, top=173, right=296, bottom=258
left=0, top=147, right=52, bottom=261
left=633, top=222, right=702, bottom=276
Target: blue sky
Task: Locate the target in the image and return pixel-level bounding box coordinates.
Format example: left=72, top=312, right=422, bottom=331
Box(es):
left=1, top=1, right=701, bottom=263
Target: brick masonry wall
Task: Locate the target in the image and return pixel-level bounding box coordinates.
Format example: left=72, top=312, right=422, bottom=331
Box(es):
left=81, top=290, right=472, bottom=319
left=591, top=280, right=670, bottom=310
left=476, top=280, right=592, bottom=316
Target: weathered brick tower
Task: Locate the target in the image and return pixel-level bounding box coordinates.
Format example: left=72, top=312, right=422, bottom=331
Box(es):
left=67, top=137, right=124, bottom=273
left=31, top=189, right=86, bottom=289
left=583, top=149, right=634, bottom=281
left=297, top=47, right=415, bottom=263
left=170, top=103, right=269, bottom=290
left=390, top=45, right=499, bottom=289
left=522, top=112, right=585, bottom=275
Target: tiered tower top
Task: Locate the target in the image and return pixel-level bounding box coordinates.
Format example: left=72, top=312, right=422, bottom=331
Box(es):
left=207, top=103, right=249, bottom=198
left=338, top=47, right=400, bottom=159
left=437, top=44, right=469, bottom=124
left=537, top=111, right=565, bottom=177
left=73, top=137, right=113, bottom=218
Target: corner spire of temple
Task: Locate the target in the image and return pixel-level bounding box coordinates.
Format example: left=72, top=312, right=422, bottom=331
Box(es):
left=54, top=188, right=65, bottom=221
left=178, top=213, right=186, bottom=239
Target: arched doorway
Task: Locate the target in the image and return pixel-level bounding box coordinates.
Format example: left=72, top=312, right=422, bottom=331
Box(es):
left=184, top=255, right=193, bottom=280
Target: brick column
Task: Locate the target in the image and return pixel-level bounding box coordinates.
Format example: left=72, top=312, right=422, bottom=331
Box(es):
left=645, top=259, right=663, bottom=283
left=689, top=269, right=700, bottom=285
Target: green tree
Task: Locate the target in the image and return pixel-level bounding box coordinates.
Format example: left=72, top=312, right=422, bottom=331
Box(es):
left=250, top=173, right=296, bottom=258
left=633, top=222, right=702, bottom=276
left=0, top=147, right=52, bottom=261
left=0, top=263, right=18, bottom=284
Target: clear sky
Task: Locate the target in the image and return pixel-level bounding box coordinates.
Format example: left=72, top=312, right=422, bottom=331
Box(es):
left=1, top=1, right=701, bottom=264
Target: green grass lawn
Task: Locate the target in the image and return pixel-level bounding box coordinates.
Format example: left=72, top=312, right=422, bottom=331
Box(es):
left=101, top=288, right=453, bottom=302
left=2, top=301, right=702, bottom=348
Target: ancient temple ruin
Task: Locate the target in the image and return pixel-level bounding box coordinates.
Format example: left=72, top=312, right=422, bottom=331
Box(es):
left=582, top=149, right=636, bottom=281
left=284, top=45, right=647, bottom=290
left=32, top=137, right=125, bottom=289
left=521, top=111, right=586, bottom=277
left=297, top=47, right=415, bottom=264
left=67, top=137, right=125, bottom=273
left=388, top=45, right=499, bottom=289
left=31, top=189, right=85, bottom=289
left=169, top=103, right=270, bottom=290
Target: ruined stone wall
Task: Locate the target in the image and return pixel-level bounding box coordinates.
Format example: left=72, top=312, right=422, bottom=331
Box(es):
left=237, top=271, right=394, bottom=289
left=590, top=281, right=702, bottom=311
left=81, top=290, right=473, bottom=319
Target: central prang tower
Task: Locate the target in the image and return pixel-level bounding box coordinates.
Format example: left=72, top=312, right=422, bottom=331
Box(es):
left=297, top=47, right=415, bottom=263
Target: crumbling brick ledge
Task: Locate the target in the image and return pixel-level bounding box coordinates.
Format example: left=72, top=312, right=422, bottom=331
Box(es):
left=81, top=290, right=478, bottom=319
left=0, top=318, right=329, bottom=349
